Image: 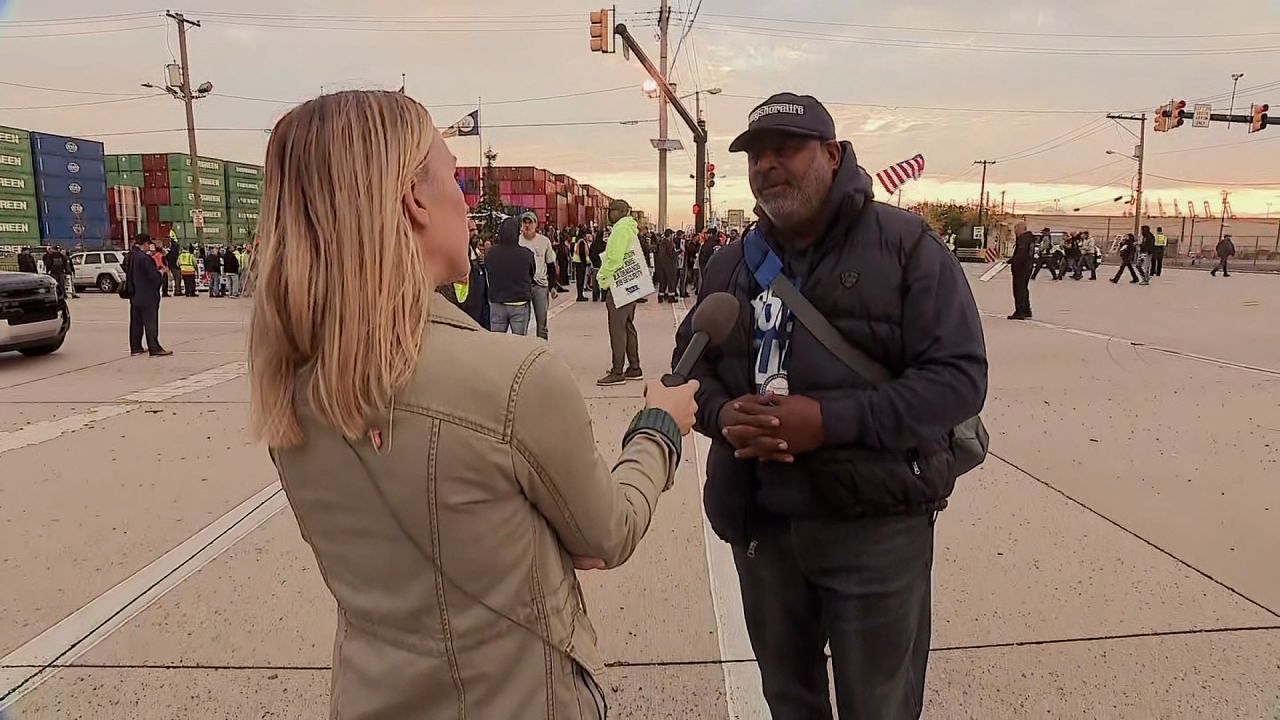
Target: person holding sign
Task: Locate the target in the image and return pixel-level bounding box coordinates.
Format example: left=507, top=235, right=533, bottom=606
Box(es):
left=596, top=199, right=648, bottom=386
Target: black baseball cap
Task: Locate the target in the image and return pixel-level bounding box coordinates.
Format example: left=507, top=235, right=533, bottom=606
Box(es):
left=729, top=93, right=836, bottom=153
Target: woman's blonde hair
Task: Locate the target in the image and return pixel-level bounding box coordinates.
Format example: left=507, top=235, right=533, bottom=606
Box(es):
left=249, top=90, right=436, bottom=448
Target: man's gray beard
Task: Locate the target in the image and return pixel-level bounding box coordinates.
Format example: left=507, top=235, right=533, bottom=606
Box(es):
left=757, top=191, right=811, bottom=229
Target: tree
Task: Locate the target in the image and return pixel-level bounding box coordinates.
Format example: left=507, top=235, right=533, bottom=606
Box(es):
left=473, top=146, right=505, bottom=238
left=908, top=201, right=1007, bottom=239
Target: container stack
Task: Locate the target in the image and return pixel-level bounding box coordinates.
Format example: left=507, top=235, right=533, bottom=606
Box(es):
left=0, top=125, right=39, bottom=246
left=223, top=161, right=263, bottom=245
left=458, top=165, right=613, bottom=230
left=30, top=131, right=109, bottom=247
left=104, top=155, right=145, bottom=248
left=141, top=153, right=227, bottom=245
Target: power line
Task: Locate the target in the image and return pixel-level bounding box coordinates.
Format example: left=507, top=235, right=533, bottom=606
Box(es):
left=0, top=94, right=166, bottom=111
left=208, top=85, right=638, bottom=108
left=694, top=24, right=1280, bottom=56
left=670, top=0, right=704, bottom=67
left=0, top=23, right=165, bottom=39
left=1149, top=134, right=1280, bottom=156
left=205, top=19, right=583, bottom=33
left=0, top=80, right=146, bottom=97
left=996, top=122, right=1114, bottom=163
left=0, top=11, right=158, bottom=25
left=690, top=12, right=1279, bottom=40
left=1145, top=172, right=1280, bottom=188
left=1015, top=170, right=1137, bottom=207
left=78, top=119, right=659, bottom=137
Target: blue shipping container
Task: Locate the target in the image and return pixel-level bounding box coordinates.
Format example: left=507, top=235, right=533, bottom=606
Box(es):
left=29, top=132, right=105, bottom=161
left=33, top=155, right=105, bottom=180
left=34, top=175, right=107, bottom=200
left=39, top=197, right=109, bottom=222
left=39, top=216, right=109, bottom=242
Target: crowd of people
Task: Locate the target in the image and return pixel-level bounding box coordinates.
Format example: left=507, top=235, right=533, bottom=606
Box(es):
left=439, top=204, right=742, bottom=386
left=1007, top=222, right=1239, bottom=319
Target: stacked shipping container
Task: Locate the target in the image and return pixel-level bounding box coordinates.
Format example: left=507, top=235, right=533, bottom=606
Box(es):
left=0, top=125, right=39, bottom=246
left=30, top=131, right=109, bottom=247
left=106, top=154, right=145, bottom=247
left=138, top=153, right=228, bottom=244
left=223, top=161, right=263, bottom=243
left=459, top=165, right=614, bottom=229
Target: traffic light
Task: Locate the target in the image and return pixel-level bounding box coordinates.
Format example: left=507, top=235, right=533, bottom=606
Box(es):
left=1169, top=99, right=1186, bottom=130
left=1154, top=104, right=1169, bottom=132
left=589, top=9, right=612, bottom=53
left=706, top=162, right=716, bottom=189
left=1250, top=103, right=1270, bottom=133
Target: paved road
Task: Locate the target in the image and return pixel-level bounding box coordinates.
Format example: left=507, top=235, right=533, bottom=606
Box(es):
left=2, top=265, right=1278, bottom=719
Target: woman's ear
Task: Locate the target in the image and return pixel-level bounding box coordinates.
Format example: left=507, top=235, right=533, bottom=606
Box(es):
left=403, top=179, right=431, bottom=231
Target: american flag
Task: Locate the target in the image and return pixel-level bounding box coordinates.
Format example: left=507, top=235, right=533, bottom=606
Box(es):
left=875, top=154, right=925, bottom=195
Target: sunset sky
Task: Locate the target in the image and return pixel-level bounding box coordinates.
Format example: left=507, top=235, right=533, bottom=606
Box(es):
left=2, top=0, right=1278, bottom=225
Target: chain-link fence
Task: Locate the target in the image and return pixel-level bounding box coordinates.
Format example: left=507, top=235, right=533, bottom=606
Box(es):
left=1163, top=235, right=1280, bottom=271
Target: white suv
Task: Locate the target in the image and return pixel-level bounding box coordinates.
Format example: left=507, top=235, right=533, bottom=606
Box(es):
left=71, top=251, right=126, bottom=293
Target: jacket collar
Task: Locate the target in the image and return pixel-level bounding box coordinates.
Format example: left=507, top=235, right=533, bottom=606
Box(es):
left=430, top=297, right=480, bottom=331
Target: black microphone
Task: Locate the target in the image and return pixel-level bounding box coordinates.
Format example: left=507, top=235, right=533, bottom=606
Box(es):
left=663, top=292, right=740, bottom=387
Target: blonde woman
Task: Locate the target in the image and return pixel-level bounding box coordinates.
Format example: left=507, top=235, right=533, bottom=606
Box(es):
left=248, top=91, right=698, bottom=719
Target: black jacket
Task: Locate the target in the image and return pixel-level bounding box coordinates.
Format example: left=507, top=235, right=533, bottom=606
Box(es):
left=205, top=253, right=223, bottom=273
left=127, top=246, right=163, bottom=303
left=1119, top=238, right=1137, bottom=262
left=1140, top=232, right=1156, bottom=255
left=1216, top=238, right=1236, bottom=258
left=674, top=142, right=988, bottom=546
left=17, top=252, right=37, bottom=273
left=166, top=243, right=180, bottom=267
left=485, top=217, right=535, bottom=304
left=588, top=235, right=605, bottom=268
left=223, top=251, right=240, bottom=274
left=1012, top=231, right=1036, bottom=268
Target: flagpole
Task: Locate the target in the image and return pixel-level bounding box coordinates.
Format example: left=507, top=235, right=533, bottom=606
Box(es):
left=478, top=96, right=484, bottom=220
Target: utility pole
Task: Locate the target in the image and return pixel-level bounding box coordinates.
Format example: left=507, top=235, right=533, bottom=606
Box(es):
left=1108, top=113, right=1146, bottom=238
left=973, top=160, right=995, bottom=232
left=167, top=11, right=204, bottom=245
left=657, top=0, right=669, bottom=233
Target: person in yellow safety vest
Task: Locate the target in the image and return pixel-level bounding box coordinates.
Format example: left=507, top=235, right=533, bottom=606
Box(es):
left=177, top=246, right=198, bottom=298
left=1152, top=226, right=1168, bottom=278
left=946, top=233, right=957, bottom=254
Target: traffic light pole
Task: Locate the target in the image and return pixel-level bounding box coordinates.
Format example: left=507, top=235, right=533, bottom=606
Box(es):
left=613, top=23, right=708, bottom=231
left=657, top=0, right=669, bottom=234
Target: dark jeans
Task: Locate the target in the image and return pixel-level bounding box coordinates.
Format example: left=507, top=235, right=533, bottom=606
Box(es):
left=1151, top=247, right=1165, bottom=276
left=1011, top=264, right=1032, bottom=316
left=605, top=294, right=639, bottom=374
left=1211, top=257, right=1230, bottom=276
left=590, top=266, right=603, bottom=301
left=733, top=514, right=935, bottom=720
left=1030, top=258, right=1056, bottom=280
left=1112, top=260, right=1139, bottom=282
left=575, top=262, right=588, bottom=299
left=167, top=264, right=181, bottom=294
left=182, top=274, right=197, bottom=296
left=129, top=298, right=161, bottom=353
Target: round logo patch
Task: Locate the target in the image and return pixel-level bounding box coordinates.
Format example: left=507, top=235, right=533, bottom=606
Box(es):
left=67, top=161, right=81, bottom=174
left=72, top=223, right=86, bottom=236
left=762, top=373, right=790, bottom=397
left=65, top=141, right=79, bottom=154
left=70, top=202, right=84, bottom=214
left=68, top=182, right=83, bottom=194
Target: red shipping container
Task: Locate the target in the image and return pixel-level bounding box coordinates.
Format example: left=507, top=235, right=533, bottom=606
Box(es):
left=142, top=154, right=168, bottom=171
left=533, top=180, right=545, bottom=194
left=143, top=187, right=170, bottom=205
left=499, top=180, right=513, bottom=194
left=533, top=169, right=547, bottom=183
left=533, top=196, right=547, bottom=209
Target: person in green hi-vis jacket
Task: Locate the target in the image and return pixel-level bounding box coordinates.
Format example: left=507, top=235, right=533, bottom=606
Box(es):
left=596, top=199, right=643, bottom=387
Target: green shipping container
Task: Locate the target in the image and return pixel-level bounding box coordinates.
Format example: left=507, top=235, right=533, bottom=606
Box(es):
left=126, top=155, right=143, bottom=173
left=167, top=154, right=224, bottom=175
left=229, top=223, right=258, bottom=241
left=167, top=171, right=224, bottom=191
left=0, top=174, right=34, bottom=195
left=224, top=161, right=264, bottom=179
left=228, top=194, right=261, bottom=209
left=170, top=190, right=226, bottom=208
left=225, top=177, right=263, bottom=196
left=160, top=206, right=226, bottom=223
left=229, top=209, right=259, bottom=224
left=0, top=217, right=39, bottom=241
left=0, top=152, right=33, bottom=177
left=0, top=126, right=32, bottom=158
left=0, top=195, right=39, bottom=218
left=107, top=171, right=143, bottom=188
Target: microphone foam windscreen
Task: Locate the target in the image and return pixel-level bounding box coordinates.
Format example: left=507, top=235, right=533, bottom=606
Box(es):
left=691, top=292, right=740, bottom=347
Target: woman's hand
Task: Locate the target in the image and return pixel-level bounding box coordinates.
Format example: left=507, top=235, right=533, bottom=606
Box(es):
left=644, top=379, right=700, bottom=436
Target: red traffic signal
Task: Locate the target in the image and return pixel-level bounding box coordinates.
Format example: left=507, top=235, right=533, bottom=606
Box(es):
left=1170, top=99, right=1186, bottom=129
left=1250, top=103, right=1270, bottom=133
left=706, top=163, right=715, bottom=174
left=706, top=162, right=716, bottom=188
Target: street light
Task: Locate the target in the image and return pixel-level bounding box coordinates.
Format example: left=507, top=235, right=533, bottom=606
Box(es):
left=1229, top=72, right=1245, bottom=128
left=1106, top=149, right=1139, bottom=162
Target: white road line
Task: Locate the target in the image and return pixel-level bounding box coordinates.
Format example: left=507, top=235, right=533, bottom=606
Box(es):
left=76, top=320, right=246, bottom=325
left=0, top=361, right=247, bottom=456
left=982, top=311, right=1280, bottom=378
left=673, top=300, right=767, bottom=720
left=0, top=482, right=287, bottom=709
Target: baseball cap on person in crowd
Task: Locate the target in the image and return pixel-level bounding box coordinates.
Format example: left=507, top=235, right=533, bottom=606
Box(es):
left=729, top=92, right=837, bottom=153
left=520, top=212, right=538, bottom=224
